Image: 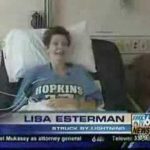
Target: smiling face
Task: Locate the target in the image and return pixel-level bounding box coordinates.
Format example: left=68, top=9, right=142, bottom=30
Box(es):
left=48, top=34, right=70, bottom=64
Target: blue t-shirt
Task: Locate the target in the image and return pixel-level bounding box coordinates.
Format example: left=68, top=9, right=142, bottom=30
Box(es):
left=13, top=63, right=103, bottom=110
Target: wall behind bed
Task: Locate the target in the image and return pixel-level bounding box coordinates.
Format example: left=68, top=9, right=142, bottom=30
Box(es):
left=54, top=0, right=150, bottom=36
left=53, top=0, right=150, bottom=65
left=0, top=0, right=44, bottom=39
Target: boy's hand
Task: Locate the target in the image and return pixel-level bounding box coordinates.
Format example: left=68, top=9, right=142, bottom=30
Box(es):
left=45, top=98, right=97, bottom=111
left=45, top=98, right=79, bottom=110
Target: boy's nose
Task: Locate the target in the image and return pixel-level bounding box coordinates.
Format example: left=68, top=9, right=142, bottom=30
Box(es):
left=57, top=44, right=64, bottom=50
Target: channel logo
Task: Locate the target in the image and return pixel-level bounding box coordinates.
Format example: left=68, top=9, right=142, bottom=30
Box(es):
left=132, top=114, right=150, bottom=135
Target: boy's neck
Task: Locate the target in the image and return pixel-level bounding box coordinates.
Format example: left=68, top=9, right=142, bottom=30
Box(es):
left=51, top=61, right=67, bottom=76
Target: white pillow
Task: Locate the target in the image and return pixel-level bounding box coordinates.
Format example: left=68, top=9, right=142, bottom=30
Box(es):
left=3, top=29, right=49, bottom=82
left=3, top=22, right=96, bottom=83
left=67, top=21, right=96, bottom=72
left=30, top=22, right=96, bottom=72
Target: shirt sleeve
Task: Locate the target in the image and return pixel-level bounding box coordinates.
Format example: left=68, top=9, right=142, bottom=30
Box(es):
left=78, top=66, right=104, bottom=105
left=12, top=69, right=36, bottom=111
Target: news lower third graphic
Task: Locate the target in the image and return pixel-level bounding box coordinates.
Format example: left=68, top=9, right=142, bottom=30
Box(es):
left=0, top=112, right=150, bottom=148
left=0, top=113, right=131, bottom=134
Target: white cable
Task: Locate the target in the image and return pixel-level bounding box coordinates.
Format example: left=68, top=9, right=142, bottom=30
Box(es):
left=0, top=93, right=27, bottom=111
left=11, top=97, right=28, bottom=112
left=0, top=96, right=28, bottom=118
left=0, top=94, right=38, bottom=113
left=0, top=90, right=16, bottom=97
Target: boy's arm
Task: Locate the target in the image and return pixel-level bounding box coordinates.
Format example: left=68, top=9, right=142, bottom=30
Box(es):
left=12, top=70, right=35, bottom=111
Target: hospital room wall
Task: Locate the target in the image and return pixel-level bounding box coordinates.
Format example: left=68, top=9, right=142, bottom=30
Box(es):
left=1, top=0, right=150, bottom=39
left=0, top=0, right=44, bottom=39
left=54, top=0, right=150, bottom=35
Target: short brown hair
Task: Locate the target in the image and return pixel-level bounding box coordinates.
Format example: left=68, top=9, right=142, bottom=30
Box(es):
left=43, top=26, right=71, bottom=48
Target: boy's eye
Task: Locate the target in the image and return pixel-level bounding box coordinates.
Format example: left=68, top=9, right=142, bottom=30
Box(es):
left=53, top=42, right=58, bottom=46
left=52, top=42, right=68, bottom=46
left=62, top=42, right=68, bottom=46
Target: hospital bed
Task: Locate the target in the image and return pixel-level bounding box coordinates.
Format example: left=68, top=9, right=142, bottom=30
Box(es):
left=0, top=35, right=134, bottom=111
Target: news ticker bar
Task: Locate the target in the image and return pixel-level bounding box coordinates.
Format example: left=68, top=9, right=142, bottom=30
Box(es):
left=0, top=112, right=149, bottom=135
left=0, top=134, right=150, bottom=143
left=0, top=134, right=137, bottom=149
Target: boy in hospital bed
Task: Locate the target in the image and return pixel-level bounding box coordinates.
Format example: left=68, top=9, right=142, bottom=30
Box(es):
left=13, top=26, right=104, bottom=111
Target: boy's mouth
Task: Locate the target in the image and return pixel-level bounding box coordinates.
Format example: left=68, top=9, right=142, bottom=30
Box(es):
left=55, top=51, right=64, bottom=56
